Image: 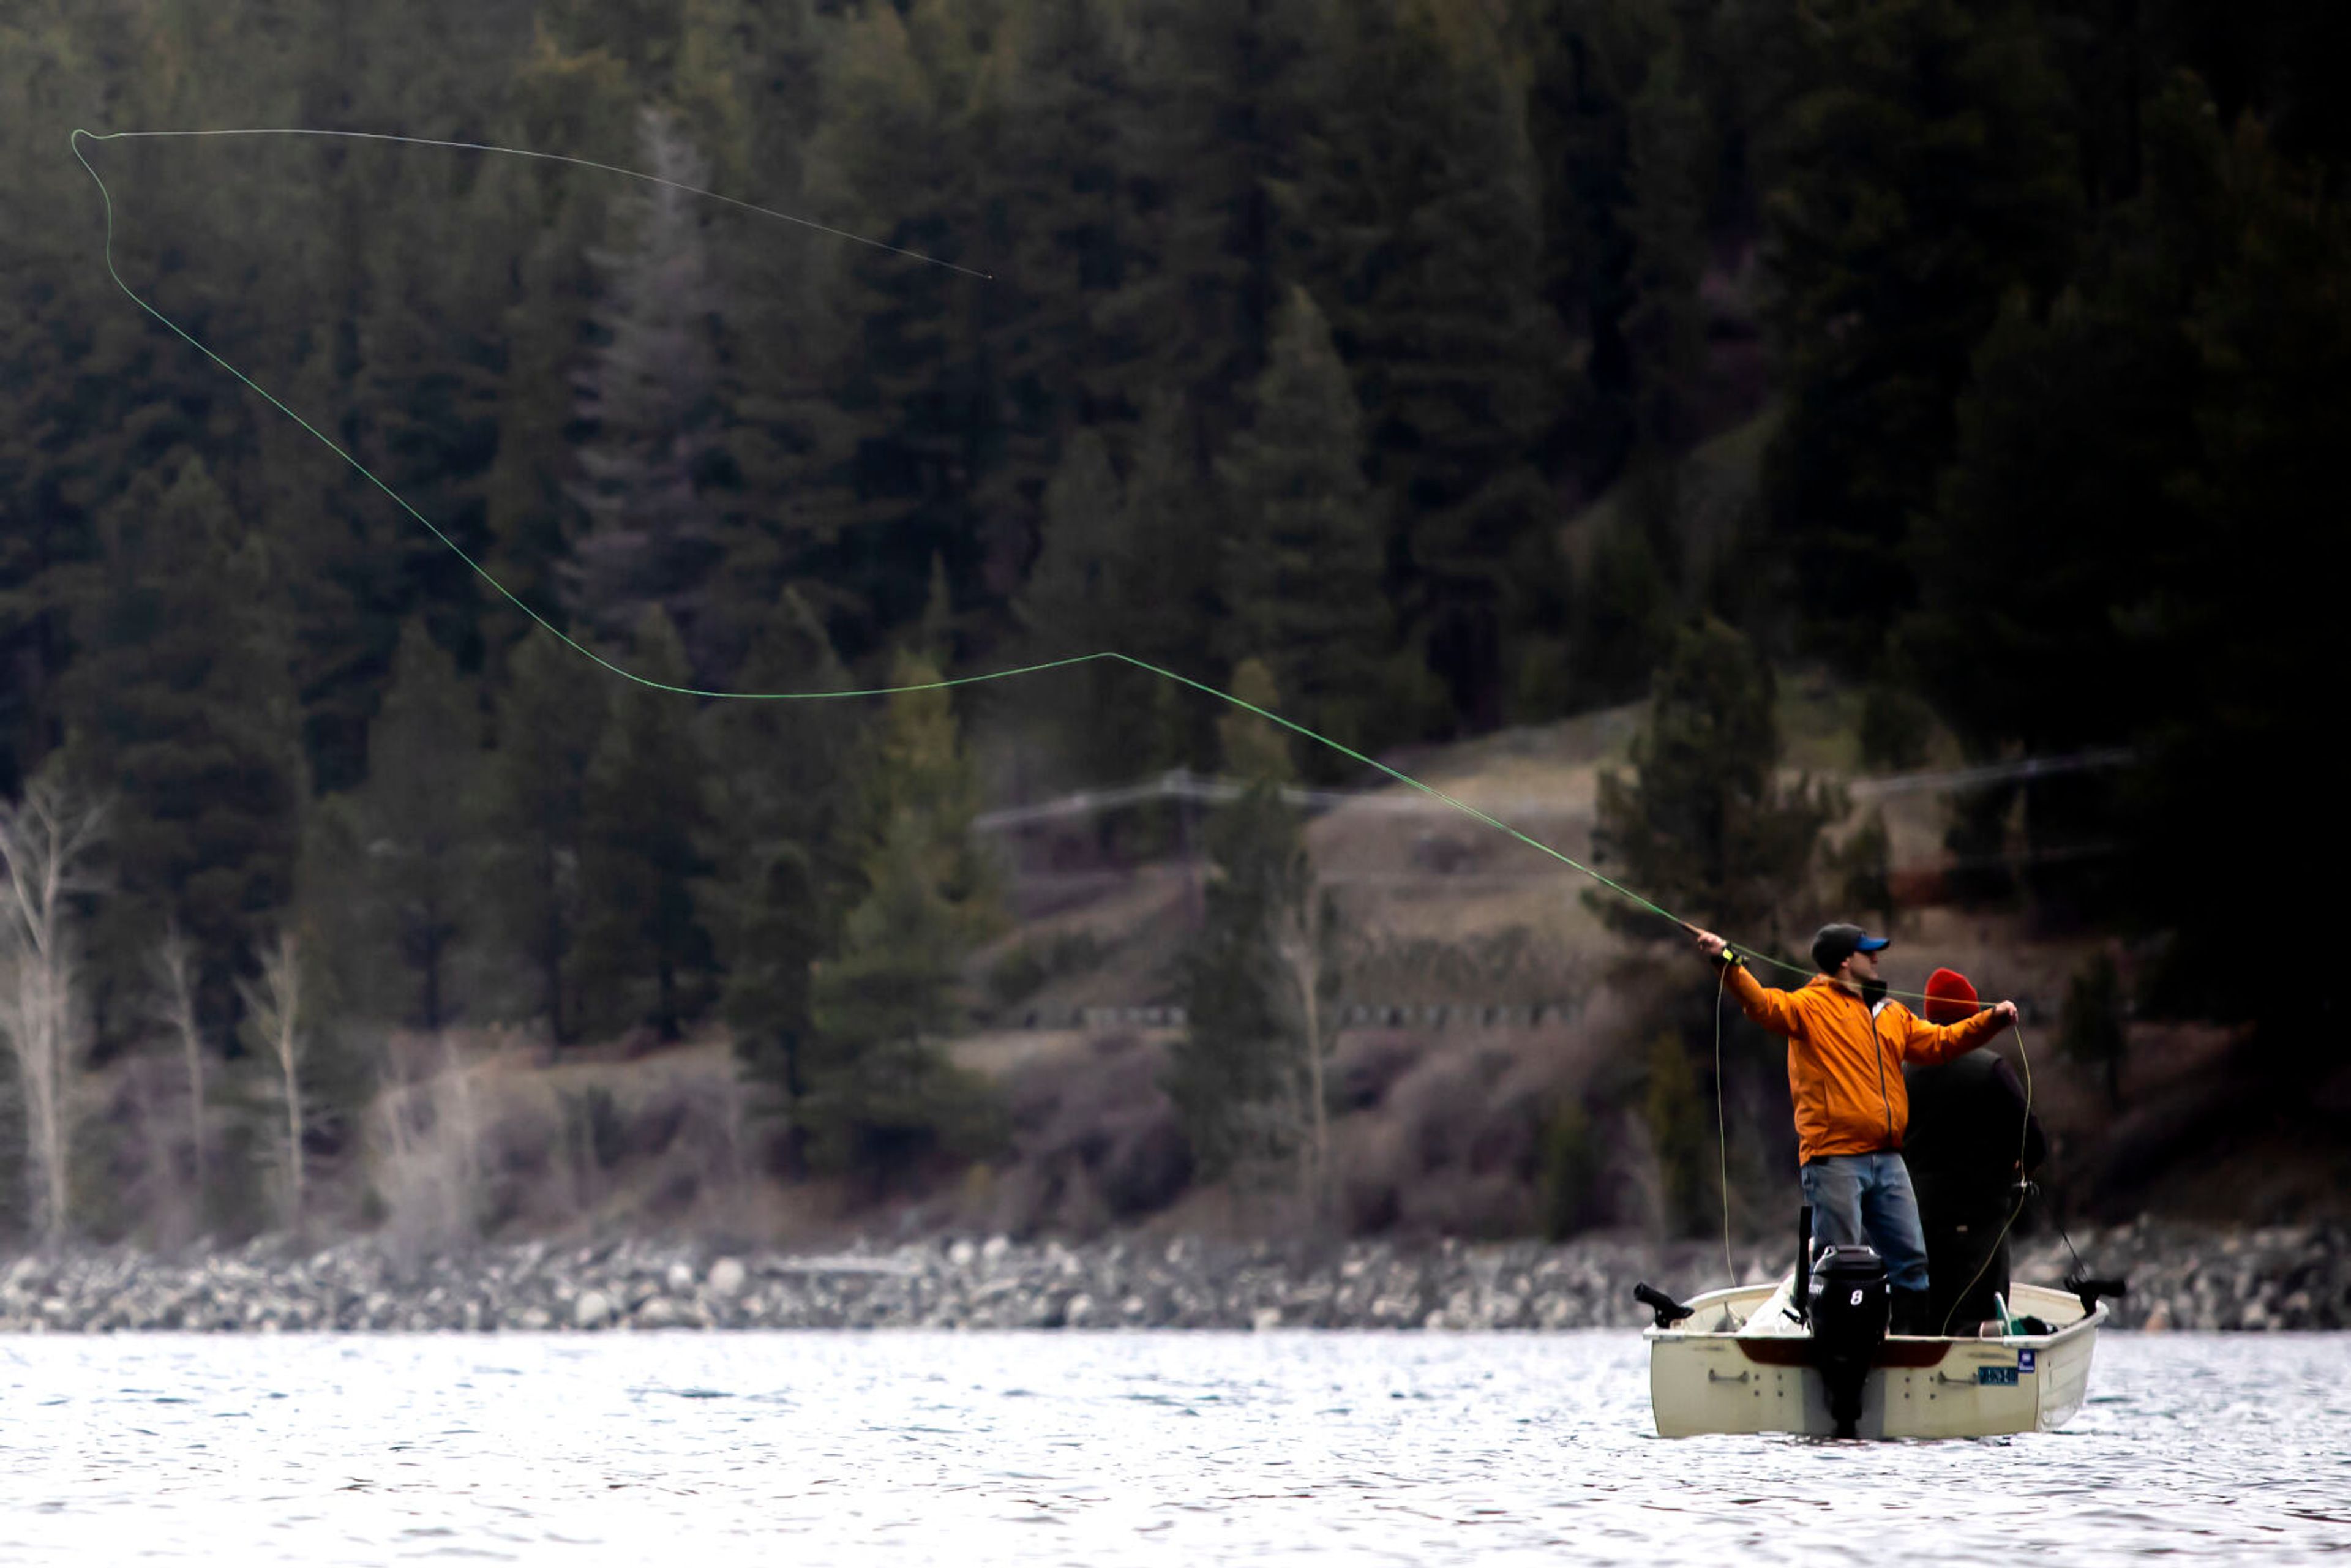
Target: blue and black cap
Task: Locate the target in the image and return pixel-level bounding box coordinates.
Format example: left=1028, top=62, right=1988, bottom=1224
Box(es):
left=1811, top=922, right=1890, bottom=974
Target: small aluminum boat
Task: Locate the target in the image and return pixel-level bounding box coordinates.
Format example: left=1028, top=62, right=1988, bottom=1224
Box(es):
left=1641, top=1268, right=2108, bottom=1439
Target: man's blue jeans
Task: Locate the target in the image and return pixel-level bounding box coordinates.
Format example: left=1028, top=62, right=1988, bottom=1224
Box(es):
left=1799, top=1152, right=1930, bottom=1293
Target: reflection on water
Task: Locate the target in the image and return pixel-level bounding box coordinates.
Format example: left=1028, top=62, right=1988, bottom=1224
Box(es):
left=1, top=1330, right=2344, bottom=1564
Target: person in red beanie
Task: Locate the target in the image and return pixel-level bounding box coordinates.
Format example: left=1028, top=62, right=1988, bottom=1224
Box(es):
left=1689, top=923, right=2018, bottom=1334
left=1904, top=967, right=2046, bottom=1333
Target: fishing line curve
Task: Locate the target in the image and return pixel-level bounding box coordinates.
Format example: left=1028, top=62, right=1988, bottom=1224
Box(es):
left=72, top=127, right=991, bottom=279
left=72, top=123, right=1988, bottom=1003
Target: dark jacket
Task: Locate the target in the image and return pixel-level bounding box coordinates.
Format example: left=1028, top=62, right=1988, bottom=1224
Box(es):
left=1902, top=1051, right=2045, bottom=1211
left=1905, top=1049, right=2046, bottom=1328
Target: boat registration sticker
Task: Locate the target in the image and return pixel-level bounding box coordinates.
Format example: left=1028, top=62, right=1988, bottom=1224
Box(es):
left=2017, top=1350, right=2037, bottom=1374
left=1978, top=1365, right=2019, bottom=1386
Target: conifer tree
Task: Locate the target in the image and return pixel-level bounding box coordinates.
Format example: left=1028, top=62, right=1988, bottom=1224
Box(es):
left=1293, top=0, right=1565, bottom=729
left=1764, top=0, right=2078, bottom=657
left=1016, top=404, right=1210, bottom=787
left=798, top=1, right=994, bottom=653
left=1215, top=287, right=1391, bottom=771
left=1588, top=617, right=1837, bottom=942
left=800, top=650, right=1001, bottom=1182
left=1015, top=428, right=1130, bottom=786
left=1515, top=0, right=1646, bottom=487
left=1165, top=659, right=1331, bottom=1185
left=563, top=107, right=728, bottom=677
left=1105, top=0, right=1324, bottom=440
left=1570, top=471, right=1676, bottom=707
left=0, top=11, right=112, bottom=800
left=1113, top=395, right=1222, bottom=768
left=969, top=0, right=1146, bottom=509
left=479, top=15, right=642, bottom=641
left=1619, top=33, right=1712, bottom=457
left=486, top=632, right=608, bottom=1046
left=698, top=589, right=858, bottom=1163
left=60, top=456, right=302, bottom=1040
left=800, top=809, right=997, bottom=1182
left=343, top=623, right=486, bottom=1030
left=853, top=651, right=998, bottom=929
left=1902, top=83, right=2230, bottom=919
left=574, top=610, right=716, bottom=1041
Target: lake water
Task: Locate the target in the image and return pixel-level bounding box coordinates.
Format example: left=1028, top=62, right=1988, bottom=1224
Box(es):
left=2, top=1332, right=2345, bottom=1565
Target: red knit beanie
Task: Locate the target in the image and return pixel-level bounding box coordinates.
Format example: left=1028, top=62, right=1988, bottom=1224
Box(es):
left=1923, top=967, right=1979, bottom=1026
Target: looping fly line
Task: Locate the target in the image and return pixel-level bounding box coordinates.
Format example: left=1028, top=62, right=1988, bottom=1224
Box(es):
left=70, top=124, right=1985, bottom=1009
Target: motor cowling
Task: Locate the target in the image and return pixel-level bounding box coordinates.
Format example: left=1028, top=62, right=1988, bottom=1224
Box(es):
left=1806, top=1245, right=1889, bottom=1438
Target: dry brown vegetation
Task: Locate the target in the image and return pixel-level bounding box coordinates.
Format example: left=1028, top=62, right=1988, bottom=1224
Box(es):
left=36, top=688, right=2348, bottom=1252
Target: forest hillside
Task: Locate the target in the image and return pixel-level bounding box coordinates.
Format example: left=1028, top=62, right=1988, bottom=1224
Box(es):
left=3, top=0, right=2345, bottom=1251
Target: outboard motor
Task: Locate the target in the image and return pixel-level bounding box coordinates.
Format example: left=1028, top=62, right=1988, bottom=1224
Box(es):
left=1806, top=1244, right=1890, bottom=1439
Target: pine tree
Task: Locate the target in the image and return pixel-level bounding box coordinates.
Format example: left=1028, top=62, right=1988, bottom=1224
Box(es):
left=801, top=810, right=998, bottom=1184
left=563, top=107, right=729, bottom=677
left=854, top=651, right=998, bottom=929
left=1164, top=658, right=1331, bottom=1185
left=1763, top=0, right=2079, bottom=658
left=574, top=610, right=716, bottom=1040
left=796, top=0, right=995, bottom=656
left=697, top=589, right=858, bottom=1165
left=1292, top=0, right=1565, bottom=729
left=481, top=15, right=640, bottom=640
left=1570, top=478, right=1676, bottom=707
left=1215, top=286, right=1391, bottom=771
left=342, top=623, right=487, bottom=1030
left=486, top=632, right=607, bottom=1045
left=1618, top=31, right=1713, bottom=458
left=1516, top=0, right=1643, bottom=488
left=1588, top=617, right=1837, bottom=942
left=0, top=7, right=113, bottom=800
left=59, top=455, right=303, bottom=1041
left=1016, top=427, right=1129, bottom=787
left=1015, top=404, right=1211, bottom=789
left=1902, top=82, right=2236, bottom=921
left=968, top=0, right=1146, bottom=522
left=800, top=650, right=1001, bottom=1184
left=1112, top=394, right=1222, bottom=770
left=1104, top=0, right=1324, bottom=440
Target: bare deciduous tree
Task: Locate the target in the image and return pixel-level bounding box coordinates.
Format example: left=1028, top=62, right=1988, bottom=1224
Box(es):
left=0, top=778, right=108, bottom=1247
left=238, top=931, right=308, bottom=1232
left=151, top=921, right=209, bottom=1212
left=1269, top=885, right=1343, bottom=1216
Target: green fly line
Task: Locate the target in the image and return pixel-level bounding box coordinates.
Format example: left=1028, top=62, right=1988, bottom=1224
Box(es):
left=68, top=124, right=2005, bottom=1013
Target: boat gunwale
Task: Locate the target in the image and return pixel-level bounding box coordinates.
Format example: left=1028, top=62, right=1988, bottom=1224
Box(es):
left=1640, top=1280, right=2109, bottom=1369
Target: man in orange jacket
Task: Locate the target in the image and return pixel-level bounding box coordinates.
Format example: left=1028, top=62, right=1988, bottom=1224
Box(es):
left=1689, top=921, right=2018, bottom=1334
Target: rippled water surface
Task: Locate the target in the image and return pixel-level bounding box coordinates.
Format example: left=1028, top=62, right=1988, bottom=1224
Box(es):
left=2, top=1331, right=2345, bottom=1564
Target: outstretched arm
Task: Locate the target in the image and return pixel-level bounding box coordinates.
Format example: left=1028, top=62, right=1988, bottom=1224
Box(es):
left=1690, top=927, right=1802, bottom=1035
left=1897, top=998, right=2019, bottom=1064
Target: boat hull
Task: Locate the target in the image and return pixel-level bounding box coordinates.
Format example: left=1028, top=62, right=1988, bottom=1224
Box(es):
left=1646, top=1280, right=2104, bottom=1439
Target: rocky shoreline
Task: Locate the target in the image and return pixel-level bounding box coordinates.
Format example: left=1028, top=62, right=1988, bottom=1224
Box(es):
left=1, top=1220, right=2340, bottom=1334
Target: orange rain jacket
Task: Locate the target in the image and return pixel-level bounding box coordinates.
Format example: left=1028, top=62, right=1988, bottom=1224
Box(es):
left=1724, top=966, right=2008, bottom=1164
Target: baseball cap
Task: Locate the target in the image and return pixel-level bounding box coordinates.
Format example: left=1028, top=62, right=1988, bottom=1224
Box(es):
left=1812, top=922, right=1891, bottom=973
